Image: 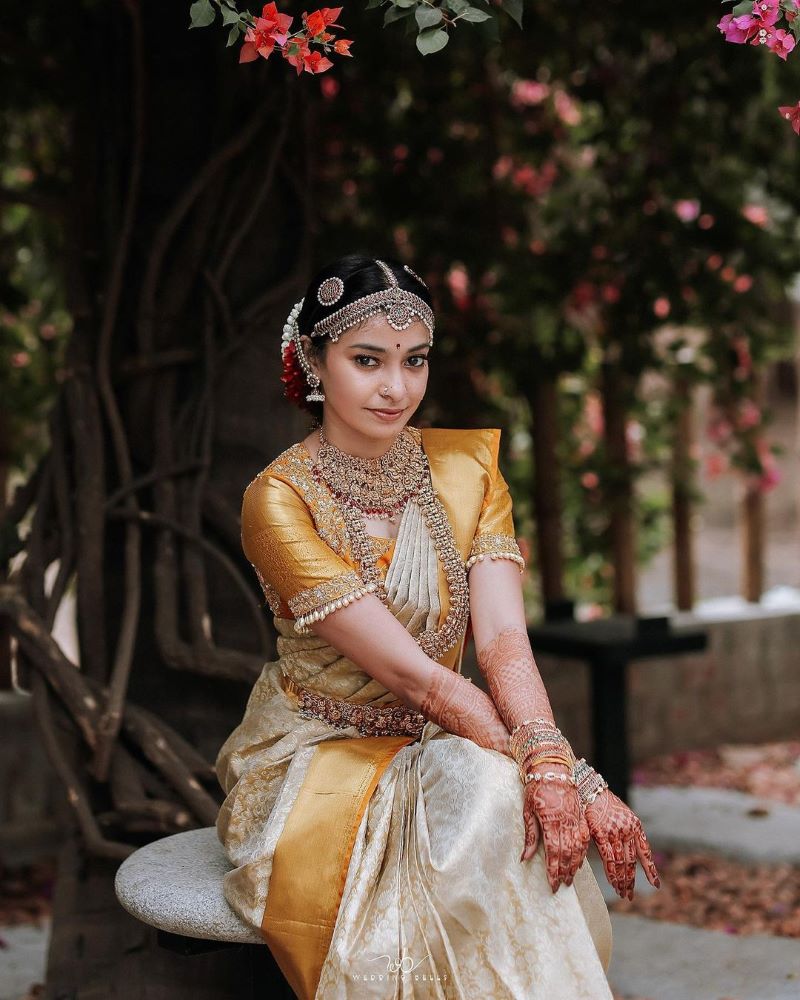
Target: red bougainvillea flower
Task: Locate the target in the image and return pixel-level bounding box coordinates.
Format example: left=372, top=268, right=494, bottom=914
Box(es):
left=239, top=3, right=294, bottom=62
left=778, top=101, right=800, bottom=134
left=333, top=38, right=353, bottom=56
left=283, top=37, right=312, bottom=74
left=302, top=49, right=334, bottom=74
left=767, top=28, right=795, bottom=59
left=304, top=7, right=344, bottom=38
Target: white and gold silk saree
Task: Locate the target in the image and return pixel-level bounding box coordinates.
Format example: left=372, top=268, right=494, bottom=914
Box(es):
left=215, top=427, right=613, bottom=999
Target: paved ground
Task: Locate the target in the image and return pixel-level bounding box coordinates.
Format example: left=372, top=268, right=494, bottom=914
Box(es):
left=0, top=923, right=47, bottom=1000
left=589, top=785, right=800, bottom=1000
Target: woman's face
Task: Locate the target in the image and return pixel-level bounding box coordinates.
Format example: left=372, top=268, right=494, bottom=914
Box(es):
left=302, top=313, right=431, bottom=445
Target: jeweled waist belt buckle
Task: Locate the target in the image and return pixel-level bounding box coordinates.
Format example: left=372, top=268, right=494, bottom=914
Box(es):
left=281, top=671, right=426, bottom=738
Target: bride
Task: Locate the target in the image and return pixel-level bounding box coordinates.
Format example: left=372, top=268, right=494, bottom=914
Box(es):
left=215, top=254, right=660, bottom=999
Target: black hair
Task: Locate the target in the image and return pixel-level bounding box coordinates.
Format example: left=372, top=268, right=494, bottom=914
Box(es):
left=295, top=253, right=435, bottom=423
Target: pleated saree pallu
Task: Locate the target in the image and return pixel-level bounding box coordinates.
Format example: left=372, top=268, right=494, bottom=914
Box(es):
left=215, top=428, right=614, bottom=999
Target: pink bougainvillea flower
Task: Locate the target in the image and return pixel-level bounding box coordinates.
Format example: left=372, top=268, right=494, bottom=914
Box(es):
left=673, top=198, right=701, bottom=222
left=737, top=398, right=761, bottom=430
left=553, top=89, right=581, bottom=126
left=492, top=155, right=513, bottom=180
left=333, top=38, right=353, bottom=56
left=653, top=296, right=671, bottom=319
left=734, top=274, right=754, bottom=293
left=767, top=28, right=795, bottom=59
left=721, top=2, right=781, bottom=47
left=510, top=80, right=550, bottom=107
left=706, top=416, right=733, bottom=444
left=742, top=203, right=769, bottom=226
left=718, top=13, right=750, bottom=43
left=778, top=101, right=800, bottom=134
left=581, top=471, right=599, bottom=490
left=704, top=452, right=728, bottom=479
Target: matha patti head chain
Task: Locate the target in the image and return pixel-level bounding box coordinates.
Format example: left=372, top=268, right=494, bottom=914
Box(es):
left=280, top=259, right=435, bottom=408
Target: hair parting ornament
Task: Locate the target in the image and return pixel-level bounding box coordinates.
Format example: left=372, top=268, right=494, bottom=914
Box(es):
left=280, top=260, right=435, bottom=406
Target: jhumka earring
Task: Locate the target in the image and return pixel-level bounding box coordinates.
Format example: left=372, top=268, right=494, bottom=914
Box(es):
left=282, top=299, right=326, bottom=402
left=305, top=372, right=326, bottom=403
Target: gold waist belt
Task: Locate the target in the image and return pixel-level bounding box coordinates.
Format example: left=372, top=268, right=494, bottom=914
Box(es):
left=281, top=671, right=426, bottom=739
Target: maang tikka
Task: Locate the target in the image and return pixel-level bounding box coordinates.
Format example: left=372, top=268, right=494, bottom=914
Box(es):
left=280, top=260, right=434, bottom=404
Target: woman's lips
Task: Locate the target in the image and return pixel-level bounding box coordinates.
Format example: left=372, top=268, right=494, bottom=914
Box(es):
left=369, top=408, right=405, bottom=420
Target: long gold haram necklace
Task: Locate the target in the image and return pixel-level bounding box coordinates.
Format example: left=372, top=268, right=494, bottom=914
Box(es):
left=311, top=426, right=470, bottom=661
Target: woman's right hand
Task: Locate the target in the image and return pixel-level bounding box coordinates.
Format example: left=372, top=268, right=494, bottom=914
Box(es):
left=520, top=770, right=590, bottom=893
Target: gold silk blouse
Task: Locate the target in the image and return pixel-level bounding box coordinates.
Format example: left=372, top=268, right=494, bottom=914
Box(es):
left=240, top=426, right=524, bottom=669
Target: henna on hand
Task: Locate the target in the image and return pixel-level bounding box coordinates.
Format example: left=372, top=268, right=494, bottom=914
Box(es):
left=419, top=664, right=511, bottom=756
left=584, top=788, right=661, bottom=899
left=476, top=626, right=557, bottom=733
left=521, top=779, right=590, bottom=892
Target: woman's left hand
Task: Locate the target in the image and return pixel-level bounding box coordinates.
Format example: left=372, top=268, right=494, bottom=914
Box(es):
left=584, top=788, right=661, bottom=900
left=521, top=775, right=591, bottom=892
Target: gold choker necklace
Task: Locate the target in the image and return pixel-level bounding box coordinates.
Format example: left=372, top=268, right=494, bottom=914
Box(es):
left=313, top=426, right=427, bottom=521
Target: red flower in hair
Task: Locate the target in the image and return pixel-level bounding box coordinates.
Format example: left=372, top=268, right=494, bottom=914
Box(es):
left=280, top=340, right=317, bottom=411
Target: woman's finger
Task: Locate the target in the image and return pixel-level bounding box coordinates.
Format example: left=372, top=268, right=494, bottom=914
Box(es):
left=541, top=819, right=563, bottom=891
left=611, top=839, right=627, bottom=897
left=622, top=836, right=637, bottom=899
left=521, top=802, right=540, bottom=862
left=594, top=835, right=619, bottom=895
left=635, top=826, right=661, bottom=888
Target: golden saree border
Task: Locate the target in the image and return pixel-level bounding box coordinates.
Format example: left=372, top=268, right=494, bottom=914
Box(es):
left=260, top=735, right=414, bottom=1000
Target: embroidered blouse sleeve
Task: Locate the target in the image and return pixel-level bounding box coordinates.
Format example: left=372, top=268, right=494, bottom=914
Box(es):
left=466, top=429, right=526, bottom=574
left=241, top=473, right=374, bottom=634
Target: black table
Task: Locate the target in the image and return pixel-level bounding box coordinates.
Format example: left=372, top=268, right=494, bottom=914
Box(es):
left=528, top=614, right=708, bottom=801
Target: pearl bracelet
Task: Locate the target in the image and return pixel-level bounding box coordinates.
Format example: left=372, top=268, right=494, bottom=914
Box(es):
left=525, top=770, right=578, bottom=786
left=573, top=758, right=609, bottom=804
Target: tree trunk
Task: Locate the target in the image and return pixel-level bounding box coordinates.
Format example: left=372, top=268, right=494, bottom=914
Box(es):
left=671, top=373, right=696, bottom=611
left=529, top=378, right=567, bottom=615
left=600, top=361, right=637, bottom=614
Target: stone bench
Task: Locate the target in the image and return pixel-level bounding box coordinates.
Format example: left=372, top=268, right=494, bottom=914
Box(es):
left=114, top=826, right=294, bottom=1000
left=114, top=826, right=262, bottom=947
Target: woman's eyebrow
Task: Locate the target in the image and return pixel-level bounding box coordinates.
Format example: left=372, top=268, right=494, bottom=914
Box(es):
left=349, top=343, right=431, bottom=353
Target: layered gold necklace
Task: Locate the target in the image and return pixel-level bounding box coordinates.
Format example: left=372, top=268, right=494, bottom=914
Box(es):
left=314, top=426, right=427, bottom=522
left=310, top=425, right=469, bottom=662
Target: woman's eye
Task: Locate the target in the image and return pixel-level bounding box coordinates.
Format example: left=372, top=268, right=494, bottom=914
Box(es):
left=406, top=355, right=429, bottom=368
left=354, top=355, right=379, bottom=367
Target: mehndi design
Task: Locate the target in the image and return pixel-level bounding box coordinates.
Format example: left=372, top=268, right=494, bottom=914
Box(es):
left=419, top=664, right=510, bottom=757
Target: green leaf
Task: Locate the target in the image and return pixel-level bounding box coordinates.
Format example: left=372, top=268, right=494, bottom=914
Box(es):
left=459, top=6, right=492, bottom=21
left=500, top=0, right=522, bottom=28
left=416, top=4, right=444, bottom=29
left=731, top=0, right=751, bottom=12
left=444, top=0, right=470, bottom=12
left=226, top=24, right=240, bottom=45
left=393, top=0, right=418, bottom=7
left=189, top=0, right=216, bottom=29
left=385, top=4, right=415, bottom=23
left=416, top=25, right=449, bottom=53
left=366, top=0, right=384, bottom=8
left=220, top=5, right=241, bottom=25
